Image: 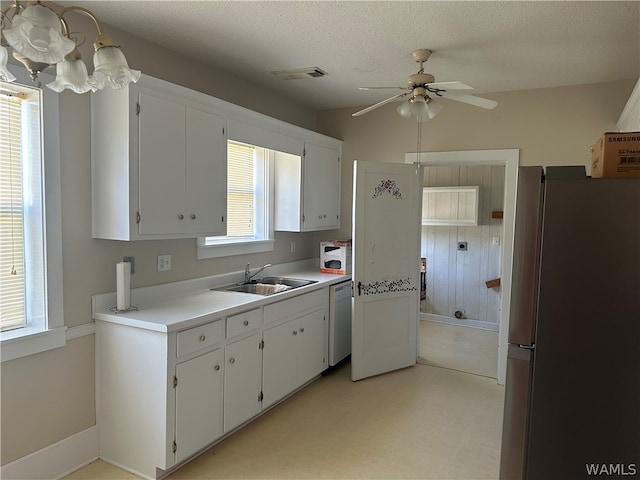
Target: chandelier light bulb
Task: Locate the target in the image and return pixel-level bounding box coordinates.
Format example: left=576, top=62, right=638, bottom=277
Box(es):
left=47, top=52, right=95, bottom=94
left=2, top=3, right=140, bottom=91
left=4, top=3, right=76, bottom=64
left=0, top=45, right=17, bottom=82
left=90, top=46, right=141, bottom=90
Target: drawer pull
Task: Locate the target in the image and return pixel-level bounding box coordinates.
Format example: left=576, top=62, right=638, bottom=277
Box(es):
left=243, top=320, right=249, bottom=326
left=229, top=357, right=235, bottom=364
left=299, top=327, right=305, bottom=333
left=292, top=330, right=298, bottom=335
left=199, top=335, right=206, bottom=342
left=214, top=364, right=220, bottom=371
left=178, top=214, right=184, bottom=220
left=190, top=214, right=196, bottom=220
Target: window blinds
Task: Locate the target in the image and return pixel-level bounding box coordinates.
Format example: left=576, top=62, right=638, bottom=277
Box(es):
left=0, top=92, right=26, bottom=331
left=226, top=141, right=256, bottom=238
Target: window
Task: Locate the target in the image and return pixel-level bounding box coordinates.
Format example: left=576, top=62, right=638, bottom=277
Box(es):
left=197, top=140, right=274, bottom=258
left=0, top=68, right=64, bottom=362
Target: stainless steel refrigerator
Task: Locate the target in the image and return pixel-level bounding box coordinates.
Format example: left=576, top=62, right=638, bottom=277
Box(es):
left=499, top=166, right=640, bottom=480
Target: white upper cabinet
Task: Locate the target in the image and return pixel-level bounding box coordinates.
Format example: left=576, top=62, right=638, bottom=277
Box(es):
left=91, top=78, right=226, bottom=240
left=421, top=186, right=480, bottom=226
left=137, top=92, right=227, bottom=236
left=274, top=142, right=341, bottom=232
left=92, top=74, right=342, bottom=240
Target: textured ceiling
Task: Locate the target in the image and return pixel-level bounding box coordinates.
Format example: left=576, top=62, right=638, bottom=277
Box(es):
left=54, top=1, right=639, bottom=111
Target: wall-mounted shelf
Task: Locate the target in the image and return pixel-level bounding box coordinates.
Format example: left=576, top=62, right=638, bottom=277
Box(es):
left=421, top=186, right=479, bottom=226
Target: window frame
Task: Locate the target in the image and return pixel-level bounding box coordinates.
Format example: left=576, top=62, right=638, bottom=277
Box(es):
left=197, top=141, right=275, bottom=259
left=0, top=65, right=65, bottom=362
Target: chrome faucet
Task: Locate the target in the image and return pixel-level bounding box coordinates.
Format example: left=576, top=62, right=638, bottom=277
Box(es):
left=244, top=263, right=271, bottom=283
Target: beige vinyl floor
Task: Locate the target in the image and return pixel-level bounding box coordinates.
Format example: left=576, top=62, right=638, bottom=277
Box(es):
left=65, top=354, right=505, bottom=480
left=418, top=320, right=499, bottom=379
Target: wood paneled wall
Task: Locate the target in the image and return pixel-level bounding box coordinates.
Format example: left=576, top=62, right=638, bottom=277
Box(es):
left=421, top=165, right=505, bottom=326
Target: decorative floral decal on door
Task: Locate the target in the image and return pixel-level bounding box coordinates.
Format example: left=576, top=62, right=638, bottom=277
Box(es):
left=372, top=179, right=403, bottom=199
left=359, top=277, right=416, bottom=296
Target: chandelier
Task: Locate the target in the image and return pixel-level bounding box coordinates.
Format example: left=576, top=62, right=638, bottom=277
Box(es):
left=0, top=1, right=140, bottom=93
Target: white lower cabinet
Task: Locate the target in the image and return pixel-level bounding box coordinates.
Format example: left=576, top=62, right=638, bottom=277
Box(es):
left=223, top=332, right=263, bottom=433
left=262, top=290, right=328, bottom=409
left=96, top=287, right=330, bottom=479
left=262, top=307, right=327, bottom=409
left=175, top=349, right=223, bottom=463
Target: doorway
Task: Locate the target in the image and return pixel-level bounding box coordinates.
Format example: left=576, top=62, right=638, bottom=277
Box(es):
left=405, top=149, right=519, bottom=385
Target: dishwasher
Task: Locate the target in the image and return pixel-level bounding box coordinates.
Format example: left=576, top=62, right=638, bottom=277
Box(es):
left=329, top=280, right=352, bottom=366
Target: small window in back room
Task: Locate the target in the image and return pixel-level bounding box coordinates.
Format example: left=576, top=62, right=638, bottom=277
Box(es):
left=200, top=140, right=273, bottom=256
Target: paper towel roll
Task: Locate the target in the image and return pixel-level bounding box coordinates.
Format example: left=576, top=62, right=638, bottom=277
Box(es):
left=116, top=262, right=131, bottom=311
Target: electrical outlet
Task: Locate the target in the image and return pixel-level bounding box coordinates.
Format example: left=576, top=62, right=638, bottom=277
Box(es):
left=157, top=254, right=171, bottom=272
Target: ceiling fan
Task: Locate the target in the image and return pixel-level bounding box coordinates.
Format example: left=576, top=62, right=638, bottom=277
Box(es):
left=352, top=49, right=497, bottom=119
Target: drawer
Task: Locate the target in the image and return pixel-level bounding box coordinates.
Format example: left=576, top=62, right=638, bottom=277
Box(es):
left=264, top=288, right=327, bottom=325
left=177, top=320, right=223, bottom=357
left=226, top=309, right=261, bottom=339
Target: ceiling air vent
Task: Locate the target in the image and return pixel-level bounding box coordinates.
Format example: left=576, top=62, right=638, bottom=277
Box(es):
left=271, top=67, right=328, bottom=80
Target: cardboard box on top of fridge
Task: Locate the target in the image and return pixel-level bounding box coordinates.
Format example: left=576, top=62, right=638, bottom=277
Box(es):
left=320, top=240, right=352, bottom=274
left=590, top=132, right=640, bottom=178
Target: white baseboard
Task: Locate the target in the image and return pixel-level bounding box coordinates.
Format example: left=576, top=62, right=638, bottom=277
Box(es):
left=421, top=312, right=499, bottom=332
left=1, top=426, right=99, bottom=480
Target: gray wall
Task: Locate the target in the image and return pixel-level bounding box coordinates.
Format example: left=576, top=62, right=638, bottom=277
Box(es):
left=313, top=79, right=635, bottom=249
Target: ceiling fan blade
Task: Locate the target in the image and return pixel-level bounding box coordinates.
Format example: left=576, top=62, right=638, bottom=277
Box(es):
left=426, top=81, right=473, bottom=90
left=358, top=86, right=408, bottom=91
left=438, top=91, right=498, bottom=109
left=352, top=92, right=409, bottom=117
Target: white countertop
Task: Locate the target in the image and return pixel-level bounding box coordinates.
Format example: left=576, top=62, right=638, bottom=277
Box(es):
left=92, top=261, right=351, bottom=333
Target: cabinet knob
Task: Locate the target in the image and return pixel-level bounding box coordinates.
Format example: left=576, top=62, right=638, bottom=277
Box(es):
left=243, top=320, right=249, bottom=326
left=178, top=214, right=184, bottom=220
left=190, top=214, right=196, bottom=220
left=292, top=330, right=298, bottom=336
left=214, top=364, right=220, bottom=371
left=199, top=335, right=206, bottom=341
left=299, top=327, right=305, bottom=333
left=229, top=357, right=235, bottom=364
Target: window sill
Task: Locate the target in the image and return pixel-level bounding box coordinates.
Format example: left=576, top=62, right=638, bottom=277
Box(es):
left=197, top=239, right=275, bottom=259
left=0, top=326, right=67, bottom=362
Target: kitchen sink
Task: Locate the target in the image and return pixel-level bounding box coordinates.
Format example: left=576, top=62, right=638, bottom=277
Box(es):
left=216, top=277, right=317, bottom=296
left=258, top=276, right=317, bottom=288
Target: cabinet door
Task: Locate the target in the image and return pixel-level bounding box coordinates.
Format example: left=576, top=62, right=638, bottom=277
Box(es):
left=262, top=319, right=297, bottom=409
left=303, top=143, right=340, bottom=230
left=223, top=333, right=262, bottom=433
left=296, top=308, right=327, bottom=385
left=138, top=91, right=186, bottom=234
left=175, top=349, right=223, bottom=463
left=185, top=108, right=227, bottom=235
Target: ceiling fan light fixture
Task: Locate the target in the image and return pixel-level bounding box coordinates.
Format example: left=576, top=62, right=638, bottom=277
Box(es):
left=396, top=101, right=412, bottom=118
